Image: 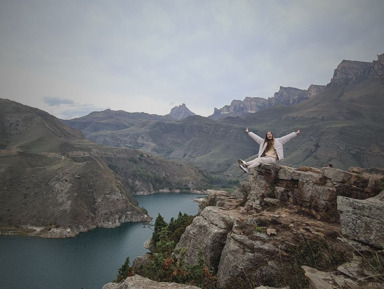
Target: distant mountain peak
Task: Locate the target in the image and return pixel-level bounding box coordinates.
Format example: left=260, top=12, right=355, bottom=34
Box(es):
left=168, top=103, right=195, bottom=120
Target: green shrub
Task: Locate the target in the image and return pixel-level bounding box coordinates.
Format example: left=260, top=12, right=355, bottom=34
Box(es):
left=114, top=212, right=217, bottom=288
left=151, top=214, right=167, bottom=246
left=114, top=257, right=134, bottom=282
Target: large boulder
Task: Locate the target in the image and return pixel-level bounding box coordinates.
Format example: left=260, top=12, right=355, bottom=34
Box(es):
left=337, top=191, right=384, bottom=249
left=216, top=232, right=280, bottom=288
left=174, top=206, right=235, bottom=270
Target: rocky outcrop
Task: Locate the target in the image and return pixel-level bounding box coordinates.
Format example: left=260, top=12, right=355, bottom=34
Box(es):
left=329, top=60, right=374, bottom=87
left=174, top=206, right=235, bottom=270
left=216, top=231, right=281, bottom=288
left=167, top=164, right=384, bottom=288
left=211, top=97, right=268, bottom=118
left=116, top=164, right=383, bottom=288
left=269, top=86, right=310, bottom=106
left=302, top=253, right=384, bottom=289
left=102, top=274, right=201, bottom=289
left=210, top=85, right=326, bottom=119
left=243, top=164, right=382, bottom=222
left=329, top=54, right=384, bottom=87
left=167, top=103, right=195, bottom=120
left=308, top=84, right=327, bottom=99
left=338, top=191, right=384, bottom=249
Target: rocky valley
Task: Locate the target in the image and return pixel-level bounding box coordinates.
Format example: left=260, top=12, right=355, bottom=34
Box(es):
left=0, top=99, right=210, bottom=237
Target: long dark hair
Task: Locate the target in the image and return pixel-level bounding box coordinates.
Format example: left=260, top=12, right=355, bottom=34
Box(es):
left=263, top=131, right=274, bottom=151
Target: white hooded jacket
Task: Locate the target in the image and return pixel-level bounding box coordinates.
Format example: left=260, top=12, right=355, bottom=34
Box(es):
left=248, top=131, right=298, bottom=160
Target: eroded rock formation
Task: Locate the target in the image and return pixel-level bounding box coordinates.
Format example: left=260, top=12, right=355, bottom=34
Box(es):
left=173, top=164, right=384, bottom=288
left=113, top=164, right=384, bottom=288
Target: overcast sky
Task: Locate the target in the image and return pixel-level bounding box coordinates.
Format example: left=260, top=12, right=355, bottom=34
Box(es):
left=1, top=0, right=383, bottom=119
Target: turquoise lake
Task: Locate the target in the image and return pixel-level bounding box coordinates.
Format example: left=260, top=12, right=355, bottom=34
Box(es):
left=0, top=193, right=205, bottom=289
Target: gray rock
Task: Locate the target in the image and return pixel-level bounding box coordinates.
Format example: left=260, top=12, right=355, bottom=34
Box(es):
left=302, top=266, right=359, bottom=289
left=255, top=286, right=289, bottom=289
left=216, top=233, right=279, bottom=288
left=132, top=253, right=152, bottom=269
left=173, top=206, right=234, bottom=270
left=102, top=274, right=200, bottom=289
left=337, top=191, right=384, bottom=249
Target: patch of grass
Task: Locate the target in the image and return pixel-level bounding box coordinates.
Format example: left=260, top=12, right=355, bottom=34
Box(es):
left=260, top=236, right=348, bottom=289
left=362, top=250, right=384, bottom=284
left=261, top=263, right=309, bottom=289
left=295, top=237, right=348, bottom=271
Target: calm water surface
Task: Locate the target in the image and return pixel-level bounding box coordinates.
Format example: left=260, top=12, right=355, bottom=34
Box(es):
left=0, top=193, right=204, bottom=289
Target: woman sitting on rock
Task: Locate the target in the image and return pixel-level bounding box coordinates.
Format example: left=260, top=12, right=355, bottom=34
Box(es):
left=238, top=127, right=300, bottom=173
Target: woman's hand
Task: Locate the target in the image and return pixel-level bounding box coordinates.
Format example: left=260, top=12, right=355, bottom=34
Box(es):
left=245, top=128, right=249, bottom=133
left=296, top=129, right=300, bottom=135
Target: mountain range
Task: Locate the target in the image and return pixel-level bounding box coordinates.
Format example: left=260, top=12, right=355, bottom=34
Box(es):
left=1, top=53, right=383, bottom=237
left=0, top=99, right=210, bottom=237
left=64, top=53, right=384, bottom=175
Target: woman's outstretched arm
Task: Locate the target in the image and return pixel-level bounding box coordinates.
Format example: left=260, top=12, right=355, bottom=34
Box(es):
left=245, top=128, right=264, bottom=144
left=279, top=129, right=300, bottom=145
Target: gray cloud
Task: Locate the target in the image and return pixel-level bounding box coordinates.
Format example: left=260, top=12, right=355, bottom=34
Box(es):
left=1, top=0, right=383, bottom=118
left=43, top=97, right=75, bottom=107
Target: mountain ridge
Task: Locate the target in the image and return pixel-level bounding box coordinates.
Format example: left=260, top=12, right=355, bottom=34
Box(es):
left=63, top=53, right=384, bottom=175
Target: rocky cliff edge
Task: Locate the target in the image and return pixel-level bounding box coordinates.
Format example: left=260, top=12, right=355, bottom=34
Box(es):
left=108, top=164, right=384, bottom=289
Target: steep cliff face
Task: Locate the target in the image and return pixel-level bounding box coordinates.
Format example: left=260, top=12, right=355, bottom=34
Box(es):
left=328, top=54, right=384, bottom=87
left=269, top=86, right=310, bottom=106
left=211, top=84, right=326, bottom=119
left=329, top=60, right=374, bottom=87
left=171, top=164, right=384, bottom=288
left=211, top=97, right=268, bottom=118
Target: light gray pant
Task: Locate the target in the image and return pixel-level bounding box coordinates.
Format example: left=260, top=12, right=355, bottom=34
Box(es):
left=246, top=157, right=277, bottom=168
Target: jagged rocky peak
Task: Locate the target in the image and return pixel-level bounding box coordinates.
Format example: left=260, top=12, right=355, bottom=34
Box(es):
left=214, top=97, right=268, bottom=116
left=210, top=85, right=319, bottom=119
left=329, top=53, right=384, bottom=87
left=168, top=103, right=195, bottom=120
left=329, top=59, right=374, bottom=86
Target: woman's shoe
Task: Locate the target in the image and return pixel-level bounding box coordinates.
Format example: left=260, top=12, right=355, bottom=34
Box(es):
left=239, top=164, right=249, bottom=174
left=238, top=159, right=248, bottom=167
